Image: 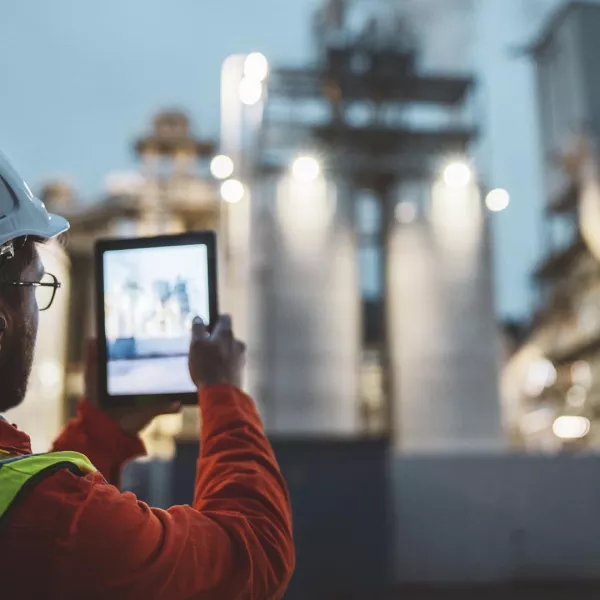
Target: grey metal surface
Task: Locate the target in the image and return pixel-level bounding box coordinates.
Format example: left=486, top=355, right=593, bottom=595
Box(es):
left=392, top=452, right=600, bottom=583
left=389, top=185, right=503, bottom=452
left=249, top=177, right=361, bottom=434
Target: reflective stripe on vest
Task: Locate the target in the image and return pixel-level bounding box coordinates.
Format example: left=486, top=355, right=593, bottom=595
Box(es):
left=0, top=451, right=97, bottom=522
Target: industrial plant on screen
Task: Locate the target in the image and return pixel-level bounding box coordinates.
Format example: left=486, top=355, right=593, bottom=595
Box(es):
left=103, top=244, right=210, bottom=395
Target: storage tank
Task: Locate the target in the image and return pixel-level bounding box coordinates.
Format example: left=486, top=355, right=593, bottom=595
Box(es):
left=249, top=174, right=361, bottom=434
left=389, top=177, right=504, bottom=452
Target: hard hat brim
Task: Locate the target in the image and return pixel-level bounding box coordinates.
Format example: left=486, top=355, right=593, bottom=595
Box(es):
left=0, top=150, right=71, bottom=247
left=0, top=211, right=71, bottom=249
left=45, top=212, right=70, bottom=239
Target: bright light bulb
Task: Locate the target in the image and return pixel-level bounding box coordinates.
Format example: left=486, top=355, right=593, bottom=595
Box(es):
left=220, top=179, right=245, bottom=204
left=524, top=358, right=556, bottom=397
left=395, top=202, right=417, bottom=224
left=443, top=161, right=472, bottom=188
left=244, top=52, right=269, bottom=82
left=210, top=155, right=234, bottom=180
left=291, top=156, right=320, bottom=183
left=239, top=78, right=263, bottom=106
left=485, top=188, right=510, bottom=212
left=552, top=416, right=591, bottom=440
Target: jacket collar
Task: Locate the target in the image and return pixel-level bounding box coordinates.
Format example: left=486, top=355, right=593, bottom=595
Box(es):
left=0, top=417, right=33, bottom=455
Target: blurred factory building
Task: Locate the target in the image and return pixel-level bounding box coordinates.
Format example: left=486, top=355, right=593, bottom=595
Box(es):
left=502, top=1, right=600, bottom=451
left=29, top=0, right=505, bottom=456
left=246, top=0, right=503, bottom=452
left=38, top=110, right=220, bottom=456
left=13, top=0, right=600, bottom=598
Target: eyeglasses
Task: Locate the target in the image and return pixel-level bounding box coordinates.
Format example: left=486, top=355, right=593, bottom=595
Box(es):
left=6, top=273, right=61, bottom=311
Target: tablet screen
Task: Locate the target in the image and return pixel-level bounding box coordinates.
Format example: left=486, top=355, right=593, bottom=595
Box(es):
left=103, top=243, right=210, bottom=396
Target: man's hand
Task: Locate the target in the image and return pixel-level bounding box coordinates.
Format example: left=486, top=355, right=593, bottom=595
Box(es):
left=189, top=315, right=246, bottom=390
left=84, top=339, right=181, bottom=437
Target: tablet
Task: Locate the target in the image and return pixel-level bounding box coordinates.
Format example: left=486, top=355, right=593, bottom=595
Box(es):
left=94, top=232, right=218, bottom=408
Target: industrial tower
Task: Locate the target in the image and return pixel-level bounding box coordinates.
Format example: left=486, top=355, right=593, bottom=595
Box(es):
left=248, top=0, right=503, bottom=449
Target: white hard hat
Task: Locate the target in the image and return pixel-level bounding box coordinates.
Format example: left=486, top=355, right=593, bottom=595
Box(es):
left=0, top=151, right=69, bottom=250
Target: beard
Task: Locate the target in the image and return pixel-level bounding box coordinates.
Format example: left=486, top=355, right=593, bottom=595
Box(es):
left=0, top=320, right=36, bottom=412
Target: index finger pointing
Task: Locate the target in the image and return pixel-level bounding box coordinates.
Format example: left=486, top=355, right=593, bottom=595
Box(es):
left=211, top=314, right=233, bottom=341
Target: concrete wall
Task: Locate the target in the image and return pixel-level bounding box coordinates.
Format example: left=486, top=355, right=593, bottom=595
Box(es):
left=392, top=453, right=600, bottom=583
left=151, top=441, right=600, bottom=590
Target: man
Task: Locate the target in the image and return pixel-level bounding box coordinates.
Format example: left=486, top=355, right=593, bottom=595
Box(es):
left=0, top=152, right=295, bottom=599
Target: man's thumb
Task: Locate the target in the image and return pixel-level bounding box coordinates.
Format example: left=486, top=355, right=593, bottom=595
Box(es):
left=191, top=317, right=208, bottom=341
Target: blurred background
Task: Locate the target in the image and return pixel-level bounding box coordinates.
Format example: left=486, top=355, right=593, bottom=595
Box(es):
left=6, top=0, right=600, bottom=597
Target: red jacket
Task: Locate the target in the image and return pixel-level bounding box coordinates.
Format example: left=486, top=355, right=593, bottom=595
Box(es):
left=0, top=385, right=294, bottom=599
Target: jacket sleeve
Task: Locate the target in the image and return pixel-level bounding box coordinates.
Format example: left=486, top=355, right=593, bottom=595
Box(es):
left=61, top=385, right=295, bottom=600
left=51, top=399, right=146, bottom=487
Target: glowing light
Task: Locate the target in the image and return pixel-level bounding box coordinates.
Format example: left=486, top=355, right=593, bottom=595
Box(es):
left=566, top=385, right=587, bottom=408
left=155, top=414, right=183, bottom=437
left=520, top=407, right=555, bottom=436
left=276, top=177, right=334, bottom=258
left=443, top=161, right=472, bottom=189
left=524, top=358, right=557, bottom=397
left=291, top=156, right=321, bottom=183
left=571, top=360, right=593, bottom=389
left=220, top=179, right=245, bottom=204
left=430, top=180, right=482, bottom=255
left=485, top=188, right=510, bottom=212
left=38, top=360, right=63, bottom=390
left=552, top=416, right=591, bottom=440
left=239, top=77, right=263, bottom=106
left=210, top=155, right=235, bottom=180
left=244, top=52, right=269, bottom=82
left=395, top=202, right=417, bottom=224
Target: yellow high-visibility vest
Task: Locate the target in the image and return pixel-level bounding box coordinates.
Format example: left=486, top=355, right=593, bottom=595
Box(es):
left=0, top=451, right=97, bottom=522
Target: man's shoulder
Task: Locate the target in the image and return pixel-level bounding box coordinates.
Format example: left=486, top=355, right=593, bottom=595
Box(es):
left=1, top=467, right=105, bottom=537
left=0, top=469, right=109, bottom=594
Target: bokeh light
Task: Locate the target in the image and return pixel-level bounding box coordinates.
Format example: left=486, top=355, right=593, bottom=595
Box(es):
left=485, top=188, right=510, bottom=212
left=552, top=416, right=591, bottom=440
left=220, top=179, right=245, bottom=203
left=395, top=202, right=417, bottom=224
left=210, top=155, right=235, bottom=180
left=292, top=156, right=321, bottom=183
left=239, top=78, right=263, bottom=106
left=244, top=52, right=269, bottom=82
left=443, top=161, right=472, bottom=188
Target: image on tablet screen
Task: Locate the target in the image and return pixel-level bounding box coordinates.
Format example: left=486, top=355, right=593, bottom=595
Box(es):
left=103, top=244, right=210, bottom=396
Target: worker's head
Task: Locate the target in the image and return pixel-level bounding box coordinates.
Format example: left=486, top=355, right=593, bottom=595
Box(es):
left=0, top=152, right=70, bottom=413
left=0, top=238, right=43, bottom=411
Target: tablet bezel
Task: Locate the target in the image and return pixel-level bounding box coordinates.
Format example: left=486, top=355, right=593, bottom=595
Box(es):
left=94, top=231, right=218, bottom=409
